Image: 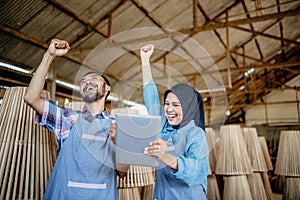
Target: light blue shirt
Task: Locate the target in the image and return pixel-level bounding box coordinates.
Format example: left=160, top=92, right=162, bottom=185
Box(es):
left=143, top=81, right=209, bottom=197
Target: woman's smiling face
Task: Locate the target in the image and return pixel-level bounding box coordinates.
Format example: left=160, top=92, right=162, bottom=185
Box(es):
left=164, top=92, right=183, bottom=126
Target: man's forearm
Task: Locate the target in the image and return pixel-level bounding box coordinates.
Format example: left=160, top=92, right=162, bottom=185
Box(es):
left=24, top=51, right=55, bottom=114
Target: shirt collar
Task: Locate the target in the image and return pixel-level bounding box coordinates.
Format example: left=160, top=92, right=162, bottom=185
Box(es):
left=81, top=106, right=110, bottom=122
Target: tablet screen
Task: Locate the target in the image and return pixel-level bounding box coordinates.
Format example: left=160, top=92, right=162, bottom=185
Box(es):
left=115, top=113, right=161, bottom=167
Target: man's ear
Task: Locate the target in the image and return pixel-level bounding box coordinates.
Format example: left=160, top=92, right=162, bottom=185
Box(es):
left=106, top=85, right=111, bottom=92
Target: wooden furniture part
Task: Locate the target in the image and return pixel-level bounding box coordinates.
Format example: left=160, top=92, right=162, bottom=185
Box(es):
left=206, top=174, right=221, bottom=200
left=242, top=127, right=268, bottom=172
left=275, top=130, right=300, bottom=176
left=0, top=87, right=57, bottom=200
left=223, top=175, right=252, bottom=200
left=258, top=136, right=273, bottom=171
left=247, top=173, right=268, bottom=200
left=205, top=127, right=219, bottom=173
left=215, top=125, right=252, bottom=175
left=275, top=130, right=300, bottom=200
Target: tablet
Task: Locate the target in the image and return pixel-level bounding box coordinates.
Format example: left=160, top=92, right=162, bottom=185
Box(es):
left=115, top=113, right=161, bottom=167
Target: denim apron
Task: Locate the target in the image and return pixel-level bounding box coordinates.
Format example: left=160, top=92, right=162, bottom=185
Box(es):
left=153, top=123, right=206, bottom=200
left=43, top=116, right=117, bottom=200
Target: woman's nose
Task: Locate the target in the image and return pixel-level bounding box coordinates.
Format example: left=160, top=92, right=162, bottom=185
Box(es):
left=167, top=106, right=174, bottom=112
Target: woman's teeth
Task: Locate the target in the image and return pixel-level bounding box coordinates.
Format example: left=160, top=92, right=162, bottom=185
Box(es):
left=168, top=114, right=176, bottom=118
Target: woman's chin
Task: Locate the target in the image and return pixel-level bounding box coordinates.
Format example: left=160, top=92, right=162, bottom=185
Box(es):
left=167, top=119, right=180, bottom=126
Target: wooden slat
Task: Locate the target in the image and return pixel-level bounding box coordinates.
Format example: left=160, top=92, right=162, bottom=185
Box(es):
left=215, top=125, right=252, bottom=175
left=275, top=130, right=300, bottom=176
left=0, top=87, right=56, bottom=200
left=223, top=175, right=252, bottom=200
left=242, top=128, right=268, bottom=172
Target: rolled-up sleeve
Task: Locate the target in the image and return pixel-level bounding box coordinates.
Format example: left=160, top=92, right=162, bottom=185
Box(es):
left=35, top=99, right=71, bottom=139
left=35, top=98, right=58, bottom=132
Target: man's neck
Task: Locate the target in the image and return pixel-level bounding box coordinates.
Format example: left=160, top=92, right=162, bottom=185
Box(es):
left=85, top=99, right=105, bottom=116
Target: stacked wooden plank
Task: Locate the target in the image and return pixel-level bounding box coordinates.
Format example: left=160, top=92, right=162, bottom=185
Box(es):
left=258, top=136, right=273, bottom=171
left=0, top=87, right=57, bottom=200
left=205, top=127, right=221, bottom=200
left=242, top=128, right=270, bottom=200
left=275, top=130, right=300, bottom=200
left=215, top=125, right=253, bottom=200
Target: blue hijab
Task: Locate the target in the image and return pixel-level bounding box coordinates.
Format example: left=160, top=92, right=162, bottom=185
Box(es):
left=164, top=84, right=205, bottom=131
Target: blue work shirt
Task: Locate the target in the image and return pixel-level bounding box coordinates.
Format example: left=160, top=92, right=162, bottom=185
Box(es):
left=143, top=81, right=209, bottom=199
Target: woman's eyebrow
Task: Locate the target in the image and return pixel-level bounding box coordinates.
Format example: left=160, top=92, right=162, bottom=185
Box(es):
left=165, top=100, right=181, bottom=104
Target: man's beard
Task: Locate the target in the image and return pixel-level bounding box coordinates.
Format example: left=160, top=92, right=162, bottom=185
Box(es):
left=81, top=84, right=105, bottom=103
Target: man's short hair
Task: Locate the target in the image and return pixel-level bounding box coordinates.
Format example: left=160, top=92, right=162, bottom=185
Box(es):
left=82, top=71, right=110, bottom=86
left=82, top=71, right=111, bottom=99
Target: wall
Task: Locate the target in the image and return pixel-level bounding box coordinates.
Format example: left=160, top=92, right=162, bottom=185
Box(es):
left=246, top=75, right=300, bottom=126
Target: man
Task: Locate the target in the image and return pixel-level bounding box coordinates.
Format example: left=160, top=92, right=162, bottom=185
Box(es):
left=24, top=39, right=126, bottom=200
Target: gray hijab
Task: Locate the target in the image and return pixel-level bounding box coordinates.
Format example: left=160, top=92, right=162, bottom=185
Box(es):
left=164, top=84, right=205, bottom=131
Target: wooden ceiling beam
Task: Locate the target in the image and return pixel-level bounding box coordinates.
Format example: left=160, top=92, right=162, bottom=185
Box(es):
left=69, top=0, right=130, bottom=47
left=197, top=1, right=240, bottom=68
left=160, top=61, right=300, bottom=78
left=193, top=0, right=199, bottom=28
left=45, top=0, right=145, bottom=85
left=231, top=25, right=300, bottom=45
left=241, top=1, right=264, bottom=59
left=180, top=8, right=300, bottom=34
left=195, top=18, right=284, bottom=75
left=129, top=0, right=208, bottom=84
left=43, top=0, right=144, bottom=84
left=122, top=0, right=241, bottom=68
left=219, top=0, right=298, bottom=20
left=125, top=0, right=242, bottom=84
left=148, top=61, right=299, bottom=89
left=215, top=100, right=300, bottom=109
left=0, top=24, right=121, bottom=80
left=0, top=24, right=48, bottom=49
left=227, top=65, right=298, bottom=113
left=231, top=51, right=268, bottom=64
left=143, top=0, right=241, bottom=63
left=44, top=0, right=107, bottom=37
left=131, top=0, right=164, bottom=28
left=0, top=77, right=28, bottom=86
left=47, top=0, right=137, bottom=80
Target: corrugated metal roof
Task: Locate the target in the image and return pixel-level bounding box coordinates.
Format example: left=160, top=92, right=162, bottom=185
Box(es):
left=1, top=0, right=300, bottom=123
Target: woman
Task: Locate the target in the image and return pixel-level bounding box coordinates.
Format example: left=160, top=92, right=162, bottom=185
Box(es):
left=141, top=44, right=209, bottom=200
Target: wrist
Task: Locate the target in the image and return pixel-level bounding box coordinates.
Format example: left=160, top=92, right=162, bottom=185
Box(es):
left=43, top=51, right=56, bottom=62
left=44, top=50, right=56, bottom=58
left=37, top=51, right=56, bottom=70
left=141, top=58, right=150, bottom=65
